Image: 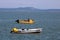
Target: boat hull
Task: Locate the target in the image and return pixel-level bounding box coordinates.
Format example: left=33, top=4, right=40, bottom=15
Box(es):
left=15, top=19, right=34, bottom=24
left=10, top=28, right=42, bottom=34
left=11, top=32, right=40, bottom=34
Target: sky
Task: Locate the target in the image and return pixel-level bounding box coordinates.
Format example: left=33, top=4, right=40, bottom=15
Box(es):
left=0, top=0, right=60, bottom=9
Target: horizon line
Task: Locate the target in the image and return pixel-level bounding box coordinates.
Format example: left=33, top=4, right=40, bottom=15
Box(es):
left=0, top=7, right=60, bottom=10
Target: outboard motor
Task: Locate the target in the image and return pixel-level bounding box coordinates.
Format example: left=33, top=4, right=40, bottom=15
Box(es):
left=10, top=31, right=13, bottom=33
left=15, top=19, right=19, bottom=23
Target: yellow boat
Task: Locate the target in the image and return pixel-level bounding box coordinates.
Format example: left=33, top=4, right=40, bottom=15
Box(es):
left=15, top=19, right=34, bottom=24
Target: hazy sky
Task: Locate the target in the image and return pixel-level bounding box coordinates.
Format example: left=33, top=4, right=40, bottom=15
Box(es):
left=0, top=0, right=60, bottom=9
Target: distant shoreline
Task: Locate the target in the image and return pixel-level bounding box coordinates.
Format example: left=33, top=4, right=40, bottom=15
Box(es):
left=0, top=7, right=60, bottom=12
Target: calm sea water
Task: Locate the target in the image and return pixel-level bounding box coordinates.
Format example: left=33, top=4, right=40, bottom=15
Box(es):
left=0, top=11, right=60, bottom=40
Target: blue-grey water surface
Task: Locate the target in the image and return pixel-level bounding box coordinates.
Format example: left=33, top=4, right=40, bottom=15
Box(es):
left=0, top=11, right=60, bottom=40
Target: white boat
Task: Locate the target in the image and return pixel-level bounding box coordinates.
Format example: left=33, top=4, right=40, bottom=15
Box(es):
left=10, top=28, right=42, bottom=34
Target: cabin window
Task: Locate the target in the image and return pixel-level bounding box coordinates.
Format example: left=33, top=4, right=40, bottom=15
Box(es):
left=22, top=29, right=24, bottom=30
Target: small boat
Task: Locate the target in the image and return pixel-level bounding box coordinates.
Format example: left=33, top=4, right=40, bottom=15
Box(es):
left=15, top=19, right=34, bottom=24
left=10, top=28, right=42, bottom=34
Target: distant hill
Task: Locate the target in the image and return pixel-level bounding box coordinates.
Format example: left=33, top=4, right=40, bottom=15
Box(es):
left=0, top=7, right=60, bottom=12
left=0, top=7, right=40, bottom=12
